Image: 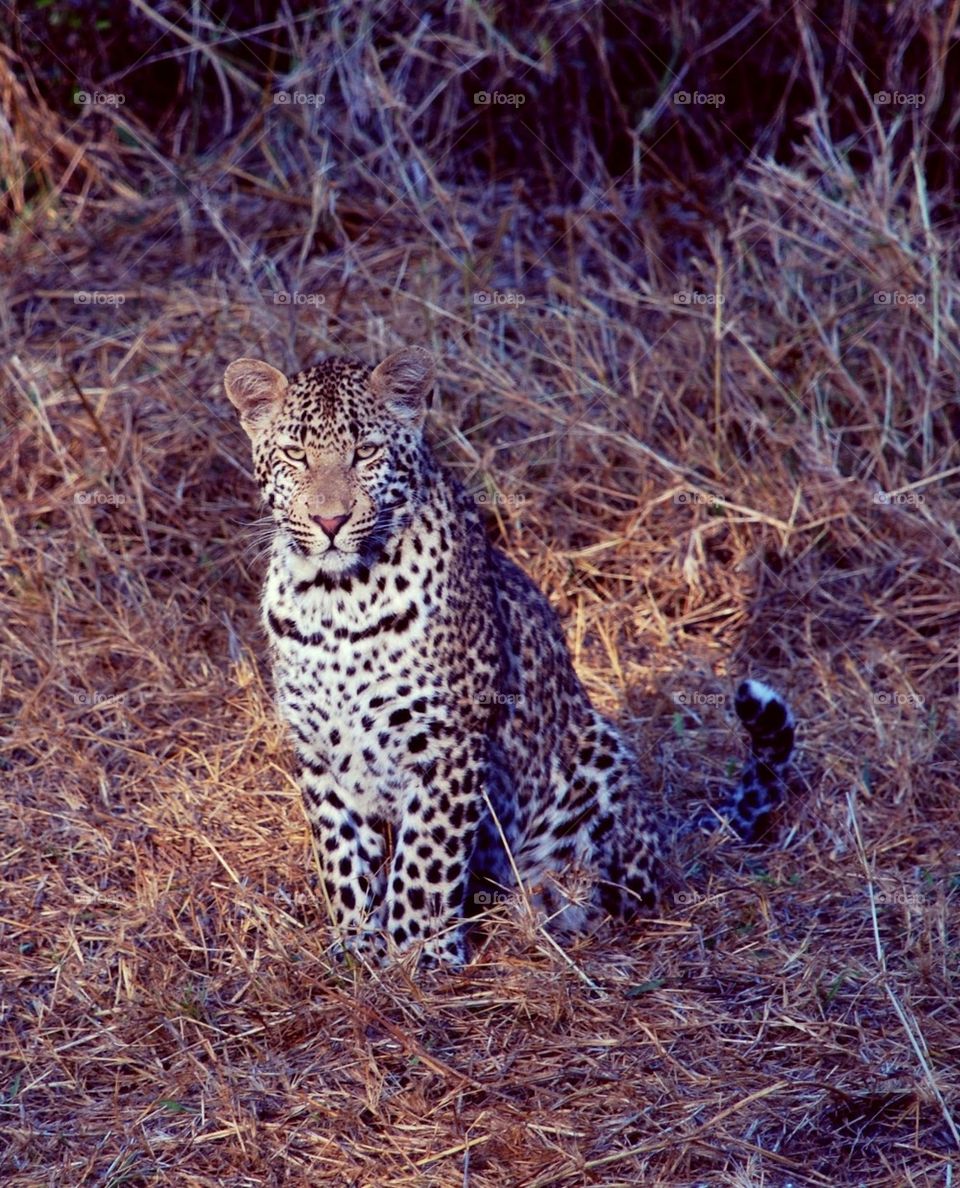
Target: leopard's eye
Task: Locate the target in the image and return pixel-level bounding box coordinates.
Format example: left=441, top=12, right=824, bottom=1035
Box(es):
left=354, top=442, right=382, bottom=463
left=279, top=445, right=307, bottom=465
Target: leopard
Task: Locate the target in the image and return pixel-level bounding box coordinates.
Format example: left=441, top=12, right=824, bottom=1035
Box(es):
left=224, top=346, right=796, bottom=965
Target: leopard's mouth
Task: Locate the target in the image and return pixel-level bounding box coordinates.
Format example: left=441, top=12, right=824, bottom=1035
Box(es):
left=282, top=525, right=354, bottom=560
left=283, top=498, right=408, bottom=565
left=312, top=535, right=360, bottom=561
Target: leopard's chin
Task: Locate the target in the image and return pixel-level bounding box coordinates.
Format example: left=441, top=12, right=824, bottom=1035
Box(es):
left=290, top=532, right=388, bottom=578
left=307, top=542, right=361, bottom=572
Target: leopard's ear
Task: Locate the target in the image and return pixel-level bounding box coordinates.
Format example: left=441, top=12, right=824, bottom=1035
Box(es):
left=370, top=347, right=434, bottom=424
left=224, top=358, right=288, bottom=434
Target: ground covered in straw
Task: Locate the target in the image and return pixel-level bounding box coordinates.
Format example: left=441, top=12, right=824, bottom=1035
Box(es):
left=2, top=3, right=959, bottom=1184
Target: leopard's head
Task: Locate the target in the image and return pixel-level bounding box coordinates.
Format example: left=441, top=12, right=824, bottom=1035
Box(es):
left=224, top=347, right=434, bottom=574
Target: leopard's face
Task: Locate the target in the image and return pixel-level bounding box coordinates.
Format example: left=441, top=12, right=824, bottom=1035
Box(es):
left=252, top=359, right=420, bottom=572
left=225, top=349, right=434, bottom=575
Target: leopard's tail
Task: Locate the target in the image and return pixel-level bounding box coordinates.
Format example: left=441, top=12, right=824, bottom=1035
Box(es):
left=719, top=679, right=796, bottom=842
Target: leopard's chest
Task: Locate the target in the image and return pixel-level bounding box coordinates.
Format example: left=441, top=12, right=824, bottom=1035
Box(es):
left=264, top=558, right=447, bottom=776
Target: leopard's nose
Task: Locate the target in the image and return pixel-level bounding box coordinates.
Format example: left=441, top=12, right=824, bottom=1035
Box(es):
left=311, top=512, right=351, bottom=540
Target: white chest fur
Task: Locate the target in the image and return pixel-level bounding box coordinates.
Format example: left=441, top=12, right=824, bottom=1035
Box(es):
left=260, top=536, right=446, bottom=799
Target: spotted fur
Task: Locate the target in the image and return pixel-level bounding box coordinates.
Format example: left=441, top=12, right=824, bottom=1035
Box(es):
left=715, top=679, right=796, bottom=841
left=224, top=348, right=796, bottom=965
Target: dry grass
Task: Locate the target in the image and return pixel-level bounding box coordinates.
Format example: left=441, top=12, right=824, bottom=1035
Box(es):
left=2, top=3, right=959, bottom=1184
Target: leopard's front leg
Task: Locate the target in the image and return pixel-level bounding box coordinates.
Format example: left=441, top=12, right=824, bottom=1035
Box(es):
left=385, top=740, right=486, bottom=965
left=298, top=756, right=388, bottom=954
